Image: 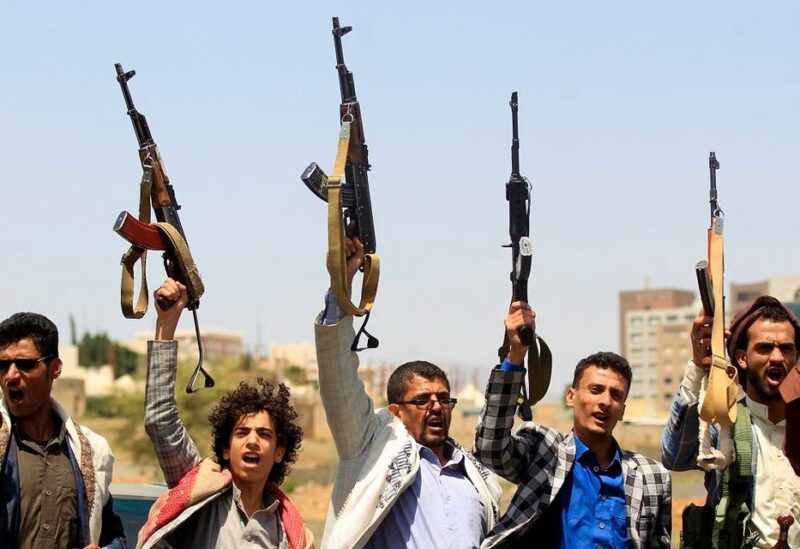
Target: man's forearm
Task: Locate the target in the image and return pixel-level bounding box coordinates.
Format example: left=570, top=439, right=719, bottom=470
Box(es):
left=144, top=340, right=201, bottom=487
left=474, top=368, right=531, bottom=483
left=315, top=313, right=379, bottom=460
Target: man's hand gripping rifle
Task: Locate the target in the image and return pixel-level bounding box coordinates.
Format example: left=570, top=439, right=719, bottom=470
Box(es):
left=112, top=63, right=213, bottom=393
left=301, top=17, right=380, bottom=351
left=498, top=92, right=552, bottom=421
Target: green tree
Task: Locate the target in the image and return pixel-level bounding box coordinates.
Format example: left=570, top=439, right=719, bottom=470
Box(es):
left=78, top=331, right=140, bottom=378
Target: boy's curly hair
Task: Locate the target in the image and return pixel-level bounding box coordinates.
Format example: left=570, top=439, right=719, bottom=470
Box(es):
left=209, top=378, right=303, bottom=486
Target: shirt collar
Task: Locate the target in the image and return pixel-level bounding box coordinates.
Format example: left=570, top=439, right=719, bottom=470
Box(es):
left=12, top=413, right=67, bottom=445
left=573, top=432, right=622, bottom=468
left=745, top=395, right=785, bottom=426
left=417, top=439, right=464, bottom=468
left=231, top=482, right=280, bottom=516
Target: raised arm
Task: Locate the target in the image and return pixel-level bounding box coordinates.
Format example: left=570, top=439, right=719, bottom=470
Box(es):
left=474, top=302, right=548, bottom=482
left=143, top=279, right=201, bottom=487
left=315, top=236, right=381, bottom=460
left=661, top=308, right=718, bottom=470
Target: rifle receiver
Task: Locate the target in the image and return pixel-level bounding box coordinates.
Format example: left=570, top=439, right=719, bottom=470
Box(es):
left=510, top=91, right=520, bottom=177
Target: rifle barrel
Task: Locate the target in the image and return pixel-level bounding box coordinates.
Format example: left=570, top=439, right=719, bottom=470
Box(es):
left=510, top=92, right=520, bottom=177
left=332, top=17, right=355, bottom=103
left=709, top=151, right=720, bottom=218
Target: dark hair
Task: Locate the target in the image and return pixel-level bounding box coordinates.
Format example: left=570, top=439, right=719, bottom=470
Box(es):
left=209, top=378, right=302, bottom=486
left=0, top=312, right=59, bottom=357
left=734, top=304, right=795, bottom=353
left=387, top=361, right=450, bottom=404
left=572, top=352, right=633, bottom=397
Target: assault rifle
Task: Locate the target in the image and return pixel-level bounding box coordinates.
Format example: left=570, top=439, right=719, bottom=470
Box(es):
left=697, top=151, right=737, bottom=427
left=497, top=92, right=551, bottom=421
left=301, top=17, right=380, bottom=351
left=112, top=63, right=213, bottom=393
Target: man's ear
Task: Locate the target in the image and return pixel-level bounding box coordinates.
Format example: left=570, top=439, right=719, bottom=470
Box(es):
left=619, top=403, right=626, bottom=422
left=50, top=358, right=62, bottom=380
left=565, top=387, right=576, bottom=409
left=274, top=445, right=285, bottom=464
left=223, top=448, right=230, bottom=461
left=735, top=350, right=747, bottom=368
left=387, top=403, right=401, bottom=418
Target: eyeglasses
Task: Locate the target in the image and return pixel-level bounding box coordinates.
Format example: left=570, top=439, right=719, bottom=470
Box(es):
left=0, top=355, right=55, bottom=372
left=396, top=397, right=458, bottom=410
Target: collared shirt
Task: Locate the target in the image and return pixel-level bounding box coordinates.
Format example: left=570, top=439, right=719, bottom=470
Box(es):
left=366, top=441, right=486, bottom=549
left=677, top=362, right=800, bottom=548
left=499, top=363, right=629, bottom=548
left=556, top=435, right=627, bottom=549
left=179, top=482, right=284, bottom=548
left=747, top=397, right=800, bottom=549
left=15, top=417, right=80, bottom=549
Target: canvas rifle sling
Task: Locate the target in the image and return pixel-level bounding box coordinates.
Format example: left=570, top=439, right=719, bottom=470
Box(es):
left=498, top=330, right=552, bottom=421
left=120, top=166, right=153, bottom=319
left=700, top=216, right=738, bottom=427
left=120, top=166, right=205, bottom=318
left=326, top=120, right=380, bottom=317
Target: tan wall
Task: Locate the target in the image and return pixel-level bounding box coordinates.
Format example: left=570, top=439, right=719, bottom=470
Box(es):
left=52, top=377, right=86, bottom=418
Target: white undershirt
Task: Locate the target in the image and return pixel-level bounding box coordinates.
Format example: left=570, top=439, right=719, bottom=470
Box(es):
left=746, top=397, right=800, bottom=549
left=680, top=362, right=800, bottom=548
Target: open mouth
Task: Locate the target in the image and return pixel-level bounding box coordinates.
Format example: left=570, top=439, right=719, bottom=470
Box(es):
left=765, top=366, right=786, bottom=386
left=6, top=387, right=23, bottom=405
left=427, top=416, right=444, bottom=432
left=592, top=411, right=610, bottom=423
left=242, top=453, right=261, bottom=466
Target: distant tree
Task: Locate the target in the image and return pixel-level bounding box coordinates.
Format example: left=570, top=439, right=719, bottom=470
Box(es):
left=240, top=352, right=253, bottom=372
left=78, top=330, right=140, bottom=378
left=285, top=365, right=306, bottom=385
left=68, top=314, right=77, bottom=345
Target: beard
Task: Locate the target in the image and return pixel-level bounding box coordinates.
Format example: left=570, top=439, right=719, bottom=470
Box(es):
left=746, top=367, right=783, bottom=402
left=420, top=431, right=448, bottom=449
left=419, top=415, right=449, bottom=449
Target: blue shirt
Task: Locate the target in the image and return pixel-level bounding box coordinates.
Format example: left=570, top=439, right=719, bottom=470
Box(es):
left=500, top=361, right=627, bottom=549
left=558, top=435, right=627, bottom=549
left=365, top=441, right=486, bottom=549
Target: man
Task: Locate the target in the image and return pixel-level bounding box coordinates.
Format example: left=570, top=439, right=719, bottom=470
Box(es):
left=137, top=278, right=312, bottom=549
left=661, top=296, right=800, bottom=548
left=315, top=238, right=501, bottom=548
left=0, top=312, right=126, bottom=548
left=475, top=302, right=671, bottom=548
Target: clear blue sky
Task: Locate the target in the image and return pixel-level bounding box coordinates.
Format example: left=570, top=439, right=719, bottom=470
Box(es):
left=2, top=2, right=798, bottom=400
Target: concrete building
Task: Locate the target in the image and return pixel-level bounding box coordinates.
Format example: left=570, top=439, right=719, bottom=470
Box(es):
left=729, top=275, right=800, bottom=316
left=619, top=288, right=697, bottom=419
left=125, top=329, right=244, bottom=363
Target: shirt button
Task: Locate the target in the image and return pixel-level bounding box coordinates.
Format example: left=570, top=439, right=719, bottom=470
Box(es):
left=244, top=535, right=252, bottom=542
left=45, top=489, right=52, bottom=496
left=593, top=466, right=600, bottom=472
left=600, top=495, right=607, bottom=501
left=599, top=522, right=605, bottom=529
left=45, top=459, right=52, bottom=467
left=43, top=524, right=50, bottom=531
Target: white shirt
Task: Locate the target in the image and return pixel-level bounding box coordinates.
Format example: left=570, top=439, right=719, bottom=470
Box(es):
left=746, top=397, right=800, bottom=549
left=679, top=362, right=800, bottom=548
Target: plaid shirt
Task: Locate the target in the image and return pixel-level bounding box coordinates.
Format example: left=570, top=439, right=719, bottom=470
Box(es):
left=474, top=369, right=671, bottom=548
